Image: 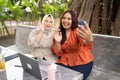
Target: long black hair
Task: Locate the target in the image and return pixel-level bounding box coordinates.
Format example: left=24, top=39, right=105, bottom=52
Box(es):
left=59, top=10, right=78, bottom=44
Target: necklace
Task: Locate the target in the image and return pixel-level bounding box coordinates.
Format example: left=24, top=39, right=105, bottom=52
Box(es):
left=43, top=30, right=51, bottom=38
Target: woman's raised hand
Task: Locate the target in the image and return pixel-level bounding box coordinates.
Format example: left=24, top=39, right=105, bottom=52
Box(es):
left=78, top=21, right=93, bottom=44
left=37, top=21, right=44, bottom=31
left=54, top=29, right=62, bottom=43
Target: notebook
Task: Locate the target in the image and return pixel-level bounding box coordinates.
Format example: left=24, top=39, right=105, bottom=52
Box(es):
left=18, top=53, right=47, bottom=80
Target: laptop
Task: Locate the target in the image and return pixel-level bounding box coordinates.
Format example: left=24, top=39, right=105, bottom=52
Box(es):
left=18, top=53, right=47, bottom=80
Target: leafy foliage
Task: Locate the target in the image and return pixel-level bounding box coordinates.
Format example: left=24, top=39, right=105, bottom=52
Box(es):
left=41, top=1, right=68, bottom=18
left=0, top=0, right=68, bottom=22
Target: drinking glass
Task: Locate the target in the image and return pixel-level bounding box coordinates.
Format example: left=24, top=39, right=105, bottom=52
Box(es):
left=0, top=55, right=5, bottom=71
left=0, top=48, right=6, bottom=71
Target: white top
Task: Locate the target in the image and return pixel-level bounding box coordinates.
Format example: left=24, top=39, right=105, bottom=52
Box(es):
left=28, top=28, right=58, bottom=63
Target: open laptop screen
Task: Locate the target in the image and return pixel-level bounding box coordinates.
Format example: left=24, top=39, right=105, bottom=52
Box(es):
left=19, top=53, right=47, bottom=80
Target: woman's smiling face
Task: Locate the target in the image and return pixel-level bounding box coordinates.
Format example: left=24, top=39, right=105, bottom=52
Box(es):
left=44, top=16, right=53, bottom=30
left=61, top=12, right=72, bottom=30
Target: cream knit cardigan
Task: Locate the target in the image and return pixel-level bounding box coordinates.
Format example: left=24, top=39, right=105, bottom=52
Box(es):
left=28, top=28, right=58, bottom=63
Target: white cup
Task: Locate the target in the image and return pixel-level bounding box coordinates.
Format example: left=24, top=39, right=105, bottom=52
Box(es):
left=47, top=63, right=57, bottom=80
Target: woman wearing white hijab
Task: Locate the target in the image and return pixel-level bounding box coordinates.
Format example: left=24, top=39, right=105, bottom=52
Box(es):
left=28, top=14, right=58, bottom=63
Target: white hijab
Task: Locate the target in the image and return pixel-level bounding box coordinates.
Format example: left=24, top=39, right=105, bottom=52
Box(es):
left=41, top=14, right=54, bottom=29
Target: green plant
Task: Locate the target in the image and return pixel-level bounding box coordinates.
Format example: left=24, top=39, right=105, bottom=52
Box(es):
left=41, top=3, right=54, bottom=16
left=41, top=1, right=68, bottom=18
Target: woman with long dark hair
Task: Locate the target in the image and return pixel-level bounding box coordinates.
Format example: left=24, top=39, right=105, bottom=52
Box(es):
left=52, top=10, right=94, bottom=80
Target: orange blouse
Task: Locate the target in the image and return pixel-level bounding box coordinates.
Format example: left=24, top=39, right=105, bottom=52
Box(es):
left=52, top=28, right=94, bottom=66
